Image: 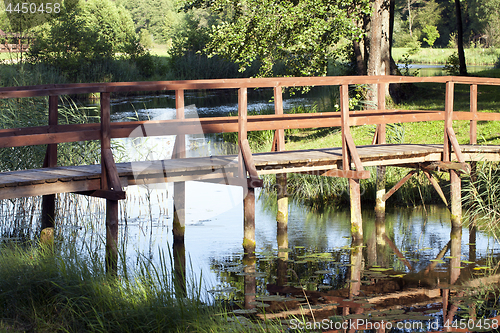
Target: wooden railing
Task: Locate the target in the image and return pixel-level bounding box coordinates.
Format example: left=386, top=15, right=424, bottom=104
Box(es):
left=1, top=75, right=500, bottom=194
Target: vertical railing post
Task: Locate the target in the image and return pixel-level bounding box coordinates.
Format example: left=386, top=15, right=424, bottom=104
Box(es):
left=470, top=84, right=478, bottom=145
left=340, top=85, right=350, bottom=170
left=443, top=81, right=454, bottom=162
left=238, top=87, right=248, bottom=180
left=375, top=83, right=386, bottom=220
left=173, top=89, right=186, bottom=244
left=238, top=87, right=255, bottom=254
left=101, top=92, right=118, bottom=274
left=274, top=86, right=288, bottom=230
left=445, top=81, right=462, bottom=228
left=41, top=95, right=58, bottom=246
left=340, top=84, right=363, bottom=242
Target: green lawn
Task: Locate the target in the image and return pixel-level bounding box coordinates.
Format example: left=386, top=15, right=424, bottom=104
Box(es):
left=392, top=47, right=500, bottom=66
left=285, top=71, right=500, bottom=151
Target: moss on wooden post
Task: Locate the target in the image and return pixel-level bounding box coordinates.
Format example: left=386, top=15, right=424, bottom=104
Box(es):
left=243, top=187, right=256, bottom=254
left=450, top=170, right=462, bottom=228
left=276, top=173, right=288, bottom=229
left=375, top=166, right=386, bottom=219
left=41, top=194, right=56, bottom=246
left=349, top=178, right=363, bottom=242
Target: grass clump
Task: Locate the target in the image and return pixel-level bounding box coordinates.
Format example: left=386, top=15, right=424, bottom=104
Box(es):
left=0, top=244, right=214, bottom=332
left=464, top=162, right=500, bottom=238
left=0, top=242, right=294, bottom=332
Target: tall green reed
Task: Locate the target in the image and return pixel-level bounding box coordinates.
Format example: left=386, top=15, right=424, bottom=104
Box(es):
left=463, top=161, right=500, bottom=238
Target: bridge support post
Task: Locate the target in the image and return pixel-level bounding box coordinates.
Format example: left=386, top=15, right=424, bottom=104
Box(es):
left=450, top=170, right=462, bottom=228
left=106, top=199, right=119, bottom=274
left=173, top=182, right=186, bottom=243
left=375, top=166, right=386, bottom=220
left=375, top=84, right=386, bottom=220
left=276, top=173, right=288, bottom=229
left=41, top=95, right=59, bottom=247
left=173, top=235, right=187, bottom=297
left=243, top=187, right=256, bottom=254
left=350, top=178, right=363, bottom=242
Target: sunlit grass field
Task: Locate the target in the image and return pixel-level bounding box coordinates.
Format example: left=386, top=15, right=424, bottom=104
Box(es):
left=392, top=47, right=500, bottom=66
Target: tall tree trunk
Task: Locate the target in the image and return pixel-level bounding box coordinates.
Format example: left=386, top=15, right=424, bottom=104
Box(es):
left=367, top=0, right=391, bottom=103
left=353, top=39, right=366, bottom=75
left=455, top=0, right=468, bottom=76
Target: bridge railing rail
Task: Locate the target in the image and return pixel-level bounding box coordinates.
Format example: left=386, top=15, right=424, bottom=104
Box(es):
left=1, top=75, right=500, bottom=192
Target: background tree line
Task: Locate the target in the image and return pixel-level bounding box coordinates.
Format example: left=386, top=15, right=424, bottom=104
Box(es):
left=0, top=0, right=499, bottom=83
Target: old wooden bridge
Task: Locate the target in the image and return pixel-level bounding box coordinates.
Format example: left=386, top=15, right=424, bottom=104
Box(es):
left=1, top=75, right=499, bottom=270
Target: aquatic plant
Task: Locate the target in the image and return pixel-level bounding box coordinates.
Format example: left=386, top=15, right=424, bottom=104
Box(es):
left=464, top=161, right=500, bottom=238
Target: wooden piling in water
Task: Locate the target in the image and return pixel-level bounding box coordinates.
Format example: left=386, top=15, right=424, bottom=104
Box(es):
left=375, top=83, right=386, bottom=220
left=349, top=179, right=363, bottom=241
left=273, top=87, right=289, bottom=229
left=100, top=92, right=119, bottom=273
left=340, top=84, right=364, bottom=241
left=450, top=170, right=462, bottom=228
left=243, top=187, right=256, bottom=254
left=173, top=90, right=186, bottom=244
left=173, top=238, right=187, bottom=297
left=106, top=199, right=119, bottom=273
left=41, top=95, right=59, bottom=245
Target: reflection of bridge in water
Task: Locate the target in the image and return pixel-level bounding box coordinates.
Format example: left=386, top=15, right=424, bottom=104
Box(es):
left=1, top=76, right=500, bottom=329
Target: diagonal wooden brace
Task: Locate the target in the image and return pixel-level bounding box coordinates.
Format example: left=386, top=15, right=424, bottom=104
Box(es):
left=344, top=128, right=365, bottom=172
left=422, top=170, right=448, bottom=206
left=240, top=139, right=263, bottom=188
left=102, top=148, right=125, bottom=196
left=383, top=170, right=417, bottom=202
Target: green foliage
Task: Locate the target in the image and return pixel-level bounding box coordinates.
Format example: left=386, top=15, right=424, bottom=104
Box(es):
left=116, top=0, right=175, bottom=43
left=139, top=29, right=153, bottom=49
left=422, top=25, right=440, bottom=47
left=185, top=0, right=371, bottom=77
left=464, top=162, right=500, bottom=238
left=444, top=52, right=460, bottom=75
left=0, top=96, right=102, bottom=171
left=28, top=0, right=145, bottom=80
left=405, top=36, right=422, bottom=55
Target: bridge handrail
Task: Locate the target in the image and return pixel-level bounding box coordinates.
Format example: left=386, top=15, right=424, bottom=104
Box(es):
left=0, top=75, right=499, bottom=187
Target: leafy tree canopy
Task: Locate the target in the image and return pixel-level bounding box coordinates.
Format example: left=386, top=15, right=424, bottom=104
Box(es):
left=183, top=0, right=371, bottom=77
left=28, top=0, right=142, bottom=73
left=116, top=0, right=175, bottom=43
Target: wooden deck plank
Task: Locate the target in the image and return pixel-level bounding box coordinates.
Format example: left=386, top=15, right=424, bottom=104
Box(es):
left=1, top=144, right=499, bottom=198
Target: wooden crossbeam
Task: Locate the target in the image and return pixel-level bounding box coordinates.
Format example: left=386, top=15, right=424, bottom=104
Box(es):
left=383, top=170, right=417, bottom=202
left=75, top=189, right=126, bottom=200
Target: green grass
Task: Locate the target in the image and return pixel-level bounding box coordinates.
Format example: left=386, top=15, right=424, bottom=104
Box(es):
left=392, top=47, right=500, bottom=66
left=0, top=242, right=291, bottom=333
left=261, top=69, right=500, bottom=209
